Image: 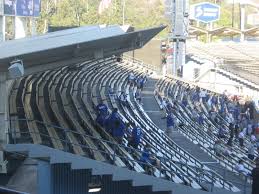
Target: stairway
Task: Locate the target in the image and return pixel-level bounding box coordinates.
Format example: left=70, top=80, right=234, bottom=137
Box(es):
left=4, top=143, right=231, bottom=194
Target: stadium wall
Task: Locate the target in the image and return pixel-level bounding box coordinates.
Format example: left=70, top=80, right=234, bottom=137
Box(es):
left=197, top=70, right=259, bottom=102
left=127, top=39, right=161, bottom=70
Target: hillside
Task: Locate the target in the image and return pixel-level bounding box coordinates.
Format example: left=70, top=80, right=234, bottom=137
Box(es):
left=36, top=0, right=258, bottom=36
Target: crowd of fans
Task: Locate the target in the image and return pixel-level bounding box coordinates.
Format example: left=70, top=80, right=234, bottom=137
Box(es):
left=156, top=80, right=259, bottom=181
left=96, top=70, right=259, bottom=191
left=95, top=71, right=160, bottom=174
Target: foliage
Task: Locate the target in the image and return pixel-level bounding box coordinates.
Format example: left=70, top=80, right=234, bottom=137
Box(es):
left=34, top=0, right=249, bottom=37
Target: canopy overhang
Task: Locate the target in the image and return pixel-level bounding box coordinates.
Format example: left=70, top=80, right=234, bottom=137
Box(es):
left=0, top=25, right=165, bottom=76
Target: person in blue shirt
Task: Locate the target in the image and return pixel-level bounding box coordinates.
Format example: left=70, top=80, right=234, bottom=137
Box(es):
left=198, top=113, right=204, bottom=125
left=96, top=113, right=108, bottom=127
left=128, top=123, right=143, bottom=149
left=182, top=97, right=188, bottom=107
left=162, top=112, right=175, bottom=137
left=140, top=144, right=160, bottom=175
left=218, top=126, right=227, bottom=139
left=104, top=108, right=119, bottom=134
left=96, top=102, right=108, bottom=116
left=112, top=119, right=125, bottom=144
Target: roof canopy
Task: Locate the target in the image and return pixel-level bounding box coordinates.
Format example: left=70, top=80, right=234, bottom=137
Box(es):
left=0, top=25, right=165, bottom=75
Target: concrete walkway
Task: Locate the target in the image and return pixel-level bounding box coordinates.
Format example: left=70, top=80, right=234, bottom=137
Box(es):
left=142, top=78, right=251, bottom=193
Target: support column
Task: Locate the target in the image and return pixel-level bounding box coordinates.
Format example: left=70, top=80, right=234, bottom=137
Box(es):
left=240, top=5, right=245, bottom=42
left=0, top=16, right=5, bottom=42
left=171, top=0, right=189, bottom=76
left=0, top=72, right=9, bottom=145
left=38, top=160, right=51, bottom=194
left=31, top=18, right=37, bottom=36
left=15, top=17, right=27, bottom=39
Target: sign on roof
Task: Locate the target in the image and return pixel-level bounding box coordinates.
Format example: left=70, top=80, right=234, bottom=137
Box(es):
left=190, top=2, right=220, bottom=23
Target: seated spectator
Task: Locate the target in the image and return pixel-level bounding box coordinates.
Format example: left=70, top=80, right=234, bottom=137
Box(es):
left=248, top=139, right=256, bottom=161
left=104, top=108, right=119, bottom=134
left=238, top=130, right=245, bottom=147
left=140, top=144, right=160, bottom=175
left=235, top=160, right=250, bottom=176
left=218, top=126, right=227, bottom=139
left=96, top=101, right=108, bottom=116
left=207, top=123, right=213, bottom=135
left=128, top=123, right=143, bottom=149
left=214, top=140, right=224, bottom=156
left=223, top=146, right=232, bottom=157
left=119, top=91, right=129, bottom=107
left=166, top=99, right=173, bottom=113
left=160, top=97, right=167, bottom=111
left=108, top=86, right=116, bottom=98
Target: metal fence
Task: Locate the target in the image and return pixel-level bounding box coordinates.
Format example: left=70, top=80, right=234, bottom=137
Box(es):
left=6, top=118, right=253, bottom=193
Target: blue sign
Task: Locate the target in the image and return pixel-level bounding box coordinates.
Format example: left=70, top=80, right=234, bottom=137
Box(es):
left=3, top=0, right=41, bottom=17
left=16, top=0, right=33, bottom=17
left=192, top=2, right=220, bottom=23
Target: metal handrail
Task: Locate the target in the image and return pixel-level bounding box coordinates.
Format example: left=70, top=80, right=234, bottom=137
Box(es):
left=6, top=118, right=248, bottom=190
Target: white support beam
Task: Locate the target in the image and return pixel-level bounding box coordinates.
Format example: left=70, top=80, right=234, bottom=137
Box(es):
left=240, top=5, right=246, bottom=42
left=0, top=16, right=5, bottom=42
left=0, top=72, right=9, bottom=145
left=171, top=0, right=189, bottom=76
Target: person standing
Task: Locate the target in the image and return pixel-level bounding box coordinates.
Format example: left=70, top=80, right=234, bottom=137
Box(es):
left=128, top=123, right=142, bottom=149
left=162, top=112, right=175, bottom=138
left=252, top=158, right=259, bottom=194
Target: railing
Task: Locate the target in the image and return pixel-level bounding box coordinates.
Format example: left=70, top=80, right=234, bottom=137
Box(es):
left=6, top=118, right=252, bottom=193
left=123, top=54, right=161, bottom=73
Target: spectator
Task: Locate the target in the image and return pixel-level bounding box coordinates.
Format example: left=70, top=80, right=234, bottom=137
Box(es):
left=128, top=71, right=135, bottom=87
left=105, top=108, right=119, bottom=134
left=248, top=140, right=256, bottom=160
left=252, top=158, right=259, bottom=194
left=226, top=112, right=234, bottom=124
left=227, top=123, right=234, bottom=146
left=135, top=89, right=142, bottom=104
left=235, top=160, right=250, bottom=176
left=108, top=86, right=116, bottom=98
left=96, top=113, right=108, bottom=127
left=160, top=97, right=167, bottom=111
left=112, top=119, right=125, bottom=144
left=182, top=97, right=188, bottom=107
left=214, top=140, right=224, bottom=157
left=234, top=123, right=240, bottom=140
left=162, top=112, right=175, bottom=137
left=207, top=123, right=213, bottom=135
left=119, top=91, right=129, bottom=107
left=218, top=126, right=227, bottom=139
left=198, top=113, right=204, bottom=125
left=128, top=123, right=143, bottom=149
left=136, top=76, right=145, bottom=90
left=238, top=130, right=245, bottom=147
left=223, top=146, right=232, bottom=157
left=96, top=101, right=108, bottom=116
left=140, top=144, right=160, bottom=175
